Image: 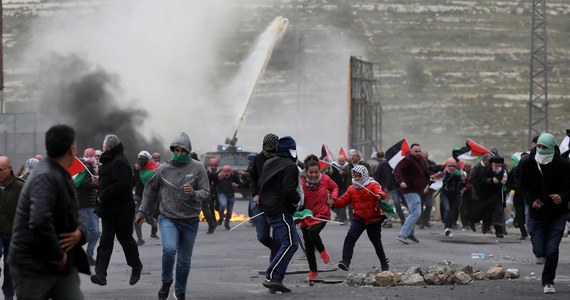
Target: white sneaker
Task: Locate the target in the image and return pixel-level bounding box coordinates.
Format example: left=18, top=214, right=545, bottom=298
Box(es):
left=535, top=257, right=546, bottom=265
left=445, top=228, right=452, bottom=237
left=544, top=284, right=555, bottom=294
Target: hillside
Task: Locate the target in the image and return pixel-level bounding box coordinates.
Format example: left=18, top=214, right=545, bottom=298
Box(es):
left=2, top=0, right=569, bottom=160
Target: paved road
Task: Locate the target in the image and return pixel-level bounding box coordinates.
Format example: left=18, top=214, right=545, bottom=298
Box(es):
left=81, top=200, right=570, bottom=299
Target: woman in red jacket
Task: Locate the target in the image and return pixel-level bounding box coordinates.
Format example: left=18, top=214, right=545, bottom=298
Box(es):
left=328, top=164, right=389, bottom=271
left=300, top=158, right=339, bottom=281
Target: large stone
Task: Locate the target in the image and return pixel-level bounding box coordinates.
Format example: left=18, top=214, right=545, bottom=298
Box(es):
left=423, top=261, right=458, bottom=285
left=505, top=268, right=520, bottom=279
left=363, top=271, right=378, bottom=286
left=376, top=271, right=398, bottom=287
left=473, top=271, right=487, bottom=280
left=346, top=272, right=366, bottom=286
left=486, top=265, right=505, bottom=280
left=400, top=266, right=426, bottom=286
left=452, top=271, right=473, bottom=285
left=401, top=273, right=427, bottom=286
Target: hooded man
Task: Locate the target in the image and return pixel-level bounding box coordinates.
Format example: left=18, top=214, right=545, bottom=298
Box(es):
left=136, top=132, right=209, bottom=300
left=249, top=133, right=281, bottom=261
left=518, top=132, right=570, bottom=294
left=258, top=136, right=300, bottom=293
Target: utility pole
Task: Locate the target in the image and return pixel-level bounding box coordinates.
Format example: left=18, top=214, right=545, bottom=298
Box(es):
left=0, top=0, right=4, bottom=114
left=528, top=0, right=548, bottom=145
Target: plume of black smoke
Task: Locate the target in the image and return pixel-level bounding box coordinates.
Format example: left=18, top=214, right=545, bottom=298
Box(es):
left=37, top=53, right=166, bottom=161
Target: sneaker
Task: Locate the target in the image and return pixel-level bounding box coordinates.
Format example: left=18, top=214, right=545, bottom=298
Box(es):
left=544, top=284, right=555, bottom=294
left=137, top=239, right=145, bottom=246
left=425, top=222, right=432, bottom=228
left=319, top=249, right=331, bottom=264
left=445, top=228, right=451, bottom=237
left=173, top=292, right=186, bottom=300
left=338, top=261, right=350, bottom=271
left=90, top=274, right=107, bottom=286
left=519, top=235, right=527, bottom=240
left=535, top=257, right=546, bottom=265
left=408, top=235, right=420, bottom=243
left=158, top=280, right=173, bottom=300
left=307, top=271, right=318, bottom=281
left=262, top=278, right=291, bottom=293
left=129, top=267, right=142, bottom=285
left=225, top=223, right=231, bottom=230
left=87, top=256, right=96, bottom=266
left=150, top=234, right=160, bottom=240
left=397, top=235, right=409, bottom=244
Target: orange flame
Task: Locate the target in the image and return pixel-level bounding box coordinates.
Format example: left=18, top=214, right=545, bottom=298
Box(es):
left=199, top=211, right=249, bottom=222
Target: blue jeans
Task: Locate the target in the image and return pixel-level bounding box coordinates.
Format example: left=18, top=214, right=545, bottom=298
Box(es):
left=399, top=193, right=421, bottom=237
left=441, top=192, right=461, bottom=229
left=265, top=214, right=299, bottom=282
left=78, top=207, right=100, bottom=257
left=10, top=266, right=83, bottom=300
left=218, top=193, right=236, bottom=225
left=391, top=189, right=407, bottom=223
left=252, top=204, right=280, bottom=260
left=528, top=214, right=567, bottom=286
left=159, top=215, right=199, bottom=295
left=0, top=233, right=14, bottom=297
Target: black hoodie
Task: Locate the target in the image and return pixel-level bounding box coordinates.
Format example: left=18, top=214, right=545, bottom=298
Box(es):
left=258, top=153, right=300, bottom=216
left=98, top=143, right=134, bottom=216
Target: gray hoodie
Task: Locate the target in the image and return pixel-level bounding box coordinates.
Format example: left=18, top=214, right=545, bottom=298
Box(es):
left=139, top=133, right=209, bottom=221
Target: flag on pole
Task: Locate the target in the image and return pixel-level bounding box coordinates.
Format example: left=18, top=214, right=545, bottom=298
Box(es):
left=67, top=156, right=90, bottom=187
left=560, top=129, right=570, bottom=155
left=385, top=138, right=410, bottom=169
left=452, top=139, right=492, bottom=161
left=319, top=144, right=332, bottom=172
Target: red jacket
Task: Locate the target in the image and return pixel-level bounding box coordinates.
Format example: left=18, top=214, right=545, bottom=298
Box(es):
left=333, top=181, right=387, bottom=224
left=302, top=173, right=338, bottom=221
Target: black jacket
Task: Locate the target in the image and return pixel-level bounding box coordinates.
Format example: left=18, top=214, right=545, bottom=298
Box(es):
left=518, top=148, right=570, bottom=220
left=259, top=154, right=300, bottom=216
left=374, top=160, right=396, bottom=191
left=98, top=143, right=134, bottom=216
left=8, top=157, right=90, bottom=275
left=250, top=150, right=276, bottom=197
left=76, top=160, right=98, bottom=209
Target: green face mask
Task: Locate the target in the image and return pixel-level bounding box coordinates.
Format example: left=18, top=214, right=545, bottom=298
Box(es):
left=172, top=152, right=190, bottom=163
left=537, top=147, right=554, bottom=156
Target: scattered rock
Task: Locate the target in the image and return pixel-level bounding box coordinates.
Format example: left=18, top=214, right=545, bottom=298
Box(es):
left=461, top=265, right=474, bottom=275
left=505, top=268, right=519, bottom=279
left=401, top=273, right=427, bottom=286
left=452, top=271, right=472, bottom=285
left=473, top=271, right=487, bottom=280
left=364, top=271, right=378, bottom=286
left=486, top=264, right=505, bottom=280
left=346, top=273, right=366, bottom=286
left=423, top=261, right=458, bottom=285
left=376, top=271, right=398, bottom=287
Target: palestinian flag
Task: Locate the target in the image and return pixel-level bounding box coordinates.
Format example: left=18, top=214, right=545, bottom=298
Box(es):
left=319, top=144, right=332, bottom=172
left=139, top=162, right=158, bottom=184
left=339, top=146, right=348, bottom=160
left=385, top=138, right=410, bottom=169
left=511, top=152, right=524, bottom=167
left=560, top=129, right=570, bottom=155
left=452, top=139, right=492, bottom=161
left=293, top=209, right=324, bottom=230
left=67, top=156, right=90, bottom=187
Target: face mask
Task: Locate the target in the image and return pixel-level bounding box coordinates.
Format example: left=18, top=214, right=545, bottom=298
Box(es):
left=535, top=152, right=554, bottom=165
left=172, top=152, right=190, bottom=163
left=493, top=168, right=502, bottom=174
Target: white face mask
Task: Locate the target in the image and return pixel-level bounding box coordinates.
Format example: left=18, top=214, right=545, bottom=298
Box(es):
left=535, top=152, right=554, bottom=165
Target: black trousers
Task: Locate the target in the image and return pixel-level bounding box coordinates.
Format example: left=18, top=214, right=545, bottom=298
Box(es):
left=95, top=210, right=143, bottom=276
left=342, top=219, right=387, bottom=266
left=301, top=223, right=326, bottom=272
left=202, top=197, right=216, bottom=228
left=513, top=193, right=528, bottom=237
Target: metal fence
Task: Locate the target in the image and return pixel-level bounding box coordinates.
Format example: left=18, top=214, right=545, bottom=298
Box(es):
left=0, top=113, right=52, bottom=167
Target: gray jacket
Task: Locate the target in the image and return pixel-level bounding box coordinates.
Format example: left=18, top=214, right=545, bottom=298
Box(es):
left=139, top=133, right=209, bottom=221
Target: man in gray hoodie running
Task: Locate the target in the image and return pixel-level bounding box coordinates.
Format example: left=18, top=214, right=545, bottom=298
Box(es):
left=136, top=132, right=209, bottom=300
